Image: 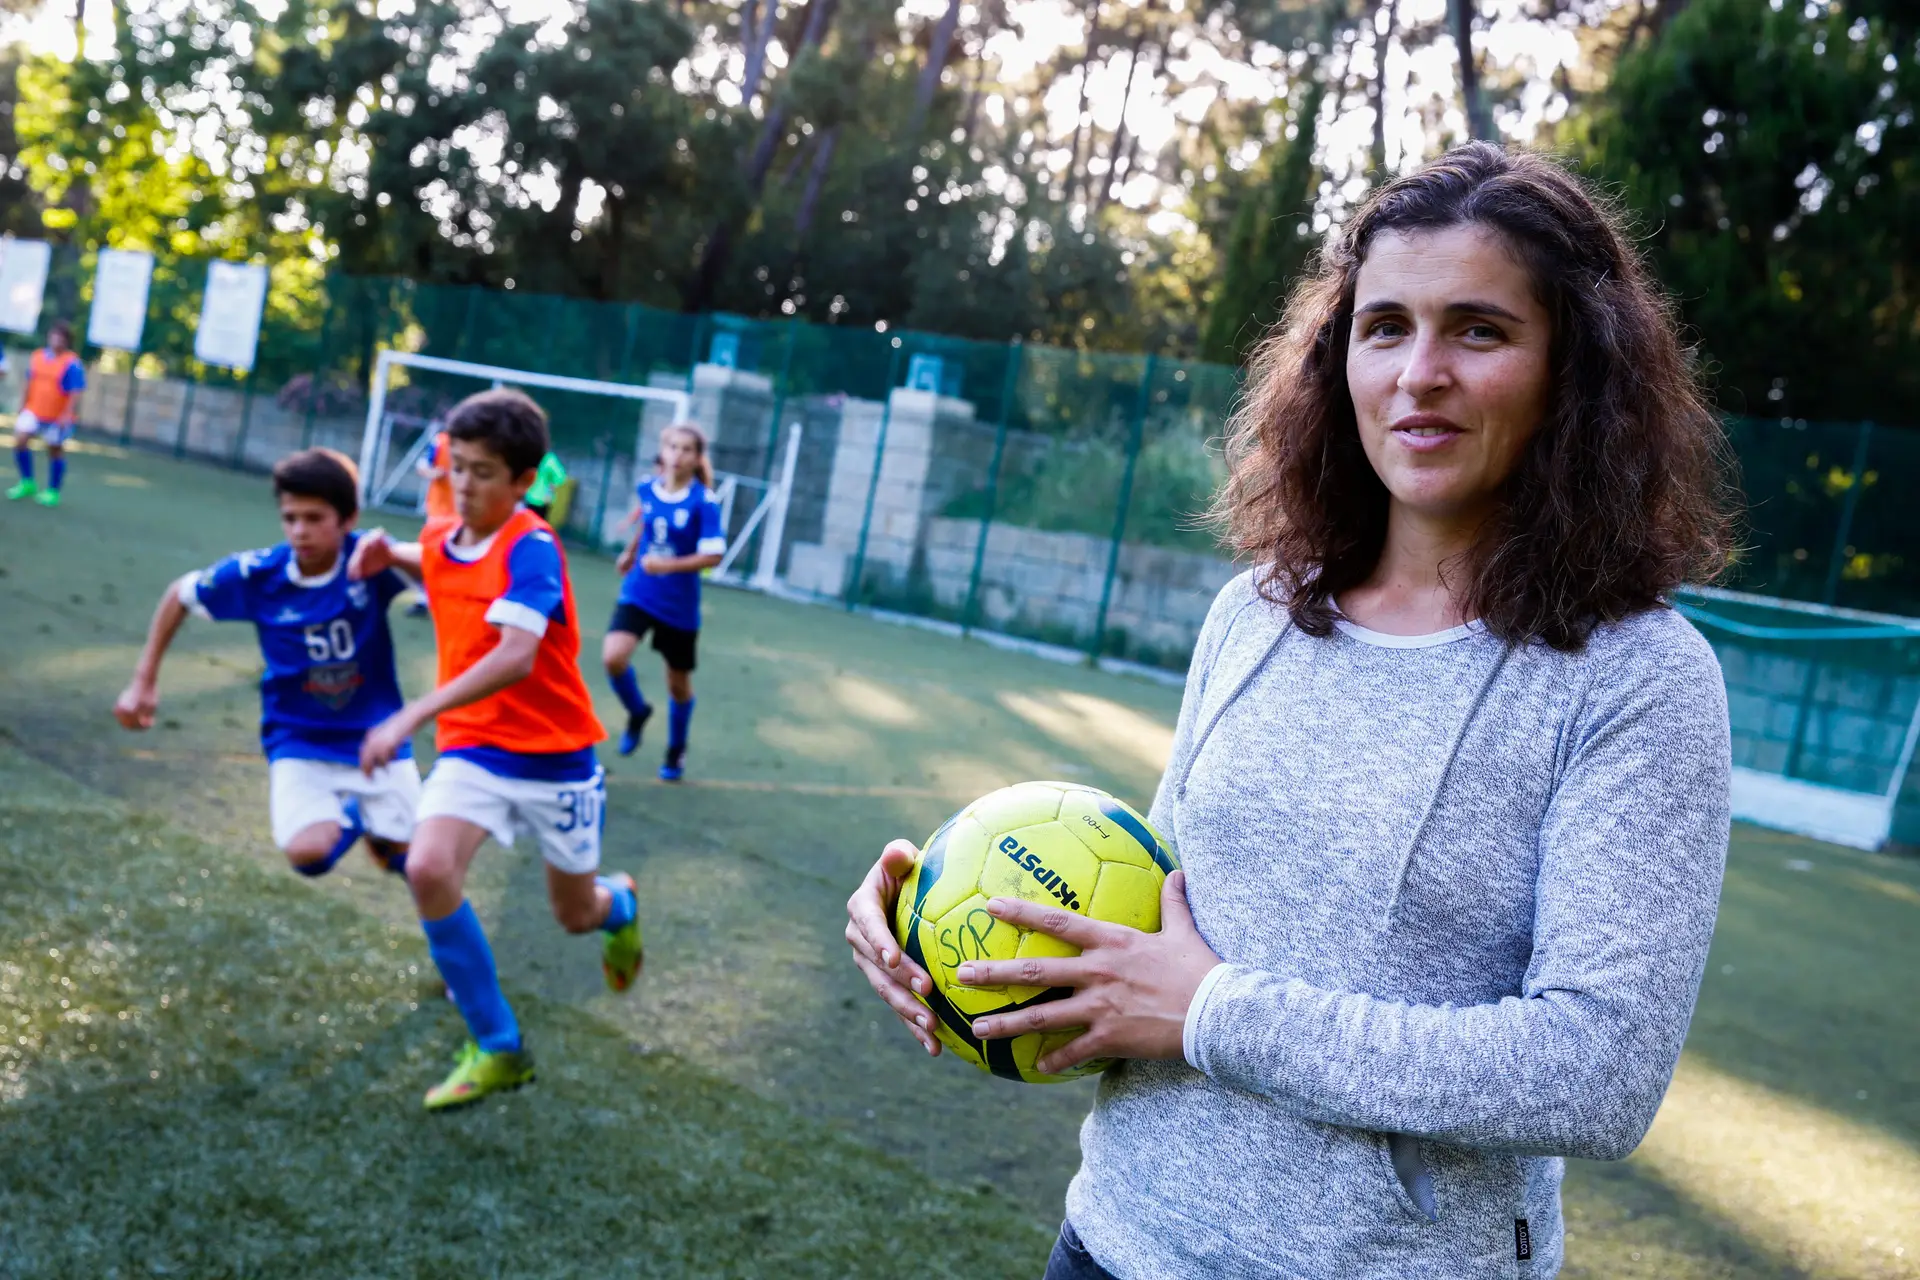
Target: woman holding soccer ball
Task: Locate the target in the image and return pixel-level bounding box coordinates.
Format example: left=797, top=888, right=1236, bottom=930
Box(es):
left=847, top=143, right=1733, bottom=1279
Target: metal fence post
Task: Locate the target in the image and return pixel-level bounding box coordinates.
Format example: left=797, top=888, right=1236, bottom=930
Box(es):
left=118, top=265, right=156, bottom=446
left=1786, top=419, right=1877, bottom=779
left=1821, top=420, right=1875, bottom=607
left=1089, top=354, right=1155, bottom=662
left=457, top=284, right=481, bottom=361
left=120, top=357, right=141, bottom=446
left=846, top=339, right=906, bottom=609
left=760, top=321, right=797, bottom=480
left=591, top=305, right=643, bottom=549
left=302, top=292, right=337, bottom=448
left=230, top=366, right=257, bottom=468
left=174, top=372, right=198, bottom=457
left=962, top=339, right=1023, bottom=635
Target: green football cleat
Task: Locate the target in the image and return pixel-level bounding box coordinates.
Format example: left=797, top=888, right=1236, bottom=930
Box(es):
left=4, top=479, right=35, bottom=500
left=601, top=871, right=644, bottom=993
left=423, top=1040, right=535, bottom=1112
left=34, top=489, right=59, bottom=507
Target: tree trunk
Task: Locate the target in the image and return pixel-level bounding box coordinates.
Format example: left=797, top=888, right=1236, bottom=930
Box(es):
left=793, top=126, right=840, bottom=237
left=1450, top=0, right=1491, bottom=140
left=1095, top=30, right=1159, bottom=212
left=687, top=0, right=839, bottom=310
left=741, top=0, right=778, bottom=100
left=602, top=191, right=626, bottom=310
left=958, top=56, right=983, bottom=146
left=1370, top=0, right=1399, bottom=175
left=1089, top=19, right=1152, bottom=208
left=910, top=0, right=963, bottom=135
left=1065, top=0, right=1104, bottom=202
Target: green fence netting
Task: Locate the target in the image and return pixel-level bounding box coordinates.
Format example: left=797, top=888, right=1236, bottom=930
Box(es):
left=4, top=244, right=1917, bottom=681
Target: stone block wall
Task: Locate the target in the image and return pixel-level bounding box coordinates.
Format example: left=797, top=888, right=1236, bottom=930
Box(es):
left=920, top=518, right=1234, bottom=657
left=1711, top=640, right=1919, bottom=795
left=784, top=387, right=989, bottom=597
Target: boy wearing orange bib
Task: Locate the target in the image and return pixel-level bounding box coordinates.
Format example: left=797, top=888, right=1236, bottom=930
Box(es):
left=351, top=389, right=643, bottom=1111
left=8, top=321, right=86, bottom=507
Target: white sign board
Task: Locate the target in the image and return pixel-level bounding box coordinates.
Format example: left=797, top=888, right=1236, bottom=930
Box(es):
left=0, top=237, right=52, bottom=335
left=194, top=260, right=269, bottom=371
left=87, top=247, right=155, bottom=351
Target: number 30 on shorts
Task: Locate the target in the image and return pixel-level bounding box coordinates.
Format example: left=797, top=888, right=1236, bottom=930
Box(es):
left=555, top=781, right=604, bottom=833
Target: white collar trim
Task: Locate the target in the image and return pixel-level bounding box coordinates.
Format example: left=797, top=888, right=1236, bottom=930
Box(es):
left=285, top=551, right=344, bottom=588
left=1333, top=616, right=1484, bottom=649
left=444, top=525, right=504, bottom=563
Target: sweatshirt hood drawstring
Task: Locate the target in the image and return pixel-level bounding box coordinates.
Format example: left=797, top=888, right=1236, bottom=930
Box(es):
left=1172, top=605, right=1514, bottom=929
left=1379, top=643, right=1513, bottom=927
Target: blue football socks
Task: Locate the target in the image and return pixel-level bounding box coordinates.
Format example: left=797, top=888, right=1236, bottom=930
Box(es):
left=612, top=668, right=653, bottom=756
left=292, top=798, right=364, bottom=878
left=14, top=447, right=31, bottom=482
left=667, top=698, right=694, bottom=754
left=597, top=875, right=637, bottom=934
left=48, top=455, right=65, bottom=492
left=610, top=667, right=649, bottom=718
left=422, top=901, right=521, bottom=1054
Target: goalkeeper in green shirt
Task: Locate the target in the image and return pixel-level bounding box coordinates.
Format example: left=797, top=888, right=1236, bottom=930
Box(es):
left=524, top=452, right=568, bottom=522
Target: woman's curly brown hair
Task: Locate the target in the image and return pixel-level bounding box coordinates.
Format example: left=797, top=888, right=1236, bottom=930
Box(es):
left=1215, top=142, right=1734, bottom=651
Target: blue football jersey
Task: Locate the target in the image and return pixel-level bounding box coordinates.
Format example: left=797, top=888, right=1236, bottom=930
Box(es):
left=183, top=532, right=410, bottom=764
left=616, top=478, right=726, bottom=631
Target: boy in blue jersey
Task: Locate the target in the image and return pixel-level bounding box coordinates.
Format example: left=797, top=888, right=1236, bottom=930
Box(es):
left=114, top=448, right=417, bottom=876
left=603, top=423, right=726, bottom=781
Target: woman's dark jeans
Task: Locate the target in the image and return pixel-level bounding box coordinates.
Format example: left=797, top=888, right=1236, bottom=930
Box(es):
left=1042, top=1221, right=1118, bottom=1280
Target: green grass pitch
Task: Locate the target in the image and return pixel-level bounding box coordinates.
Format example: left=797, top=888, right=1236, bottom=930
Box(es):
left=1, top=440, right=1916, bottom=1278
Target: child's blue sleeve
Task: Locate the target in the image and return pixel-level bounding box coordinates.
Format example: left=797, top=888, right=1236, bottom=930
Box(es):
left=697, top=491, right=727, bottom=556
left=484, top=531, right=566, bottom=635
left=182, top=550, right=265, bottom=623
left=374, top=566, right=410, bottom=607
left=60, top=361, right=87, bottom=394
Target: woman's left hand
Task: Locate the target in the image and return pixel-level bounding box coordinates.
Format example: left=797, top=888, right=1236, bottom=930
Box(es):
left=957, top=869, right=1221, bottom=1076
left=640, top=554, right=670, bottom=575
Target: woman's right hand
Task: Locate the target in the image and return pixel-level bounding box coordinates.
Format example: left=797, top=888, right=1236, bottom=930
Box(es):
left=615, top=543, right=637, bottom=575
left=846, top=839, right=942, bottom=1056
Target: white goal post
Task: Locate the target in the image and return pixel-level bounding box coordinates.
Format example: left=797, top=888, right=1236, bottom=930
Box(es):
left=356, top=348, right=800, bottom=591
left=356, top=349, right=692, bottom=515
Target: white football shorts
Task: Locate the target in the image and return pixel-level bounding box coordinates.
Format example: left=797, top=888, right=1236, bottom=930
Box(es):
left=416, top=756, right=606, bottom=875
left=12, top=410, right=73, bottom=447
left=268, top=757, right=421, bottom=850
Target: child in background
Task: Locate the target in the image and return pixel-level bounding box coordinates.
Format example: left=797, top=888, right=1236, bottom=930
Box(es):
left=603, top=423, right=725, bottom=782
left=7, top=321, right=86, bottom=508
left=524, top=451, right=568, bottom=522
left=352, top=388, right=642, bottom=1111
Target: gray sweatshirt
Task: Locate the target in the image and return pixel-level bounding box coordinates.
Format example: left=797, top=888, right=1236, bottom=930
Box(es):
left=1065, top=570, right=1731, bottom=1279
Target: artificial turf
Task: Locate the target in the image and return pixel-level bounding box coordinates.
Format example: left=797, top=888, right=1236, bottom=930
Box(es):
left=0, top=440, right=1914, bottom=1278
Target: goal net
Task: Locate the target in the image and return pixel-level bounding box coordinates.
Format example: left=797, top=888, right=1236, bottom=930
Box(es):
left=1674, top=584, right=1920, bottom=851
left=355, top=350, right=800, bottom=589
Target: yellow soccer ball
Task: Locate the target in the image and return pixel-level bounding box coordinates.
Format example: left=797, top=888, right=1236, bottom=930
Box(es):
left=892, top=780, right=1178, bottom=1084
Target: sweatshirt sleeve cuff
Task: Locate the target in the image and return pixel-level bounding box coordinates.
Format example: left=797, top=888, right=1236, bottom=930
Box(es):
left=1182, top=962, right=1235, bottom=1070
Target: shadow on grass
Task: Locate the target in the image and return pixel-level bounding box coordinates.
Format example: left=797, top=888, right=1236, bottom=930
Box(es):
left=6, top=447, right=1918, bottom=1277
left=0, top=757, right=1051, bottom=1279
left=1562, top=1154, right=1813, bottom=1280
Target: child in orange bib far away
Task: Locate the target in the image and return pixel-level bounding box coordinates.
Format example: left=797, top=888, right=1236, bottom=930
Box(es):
left=416, top=428, right=457, bottom=522
left=8, top=320, right=87, bottom=508
left=349, top=388, right=645, bottom=1112
left=405, top=428, right=458, bottom=616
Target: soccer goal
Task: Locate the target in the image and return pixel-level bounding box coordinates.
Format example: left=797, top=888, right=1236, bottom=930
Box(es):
left=356, top=349, right=801, bottom=590
left=1674, top=584, right=1920, bottom=850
